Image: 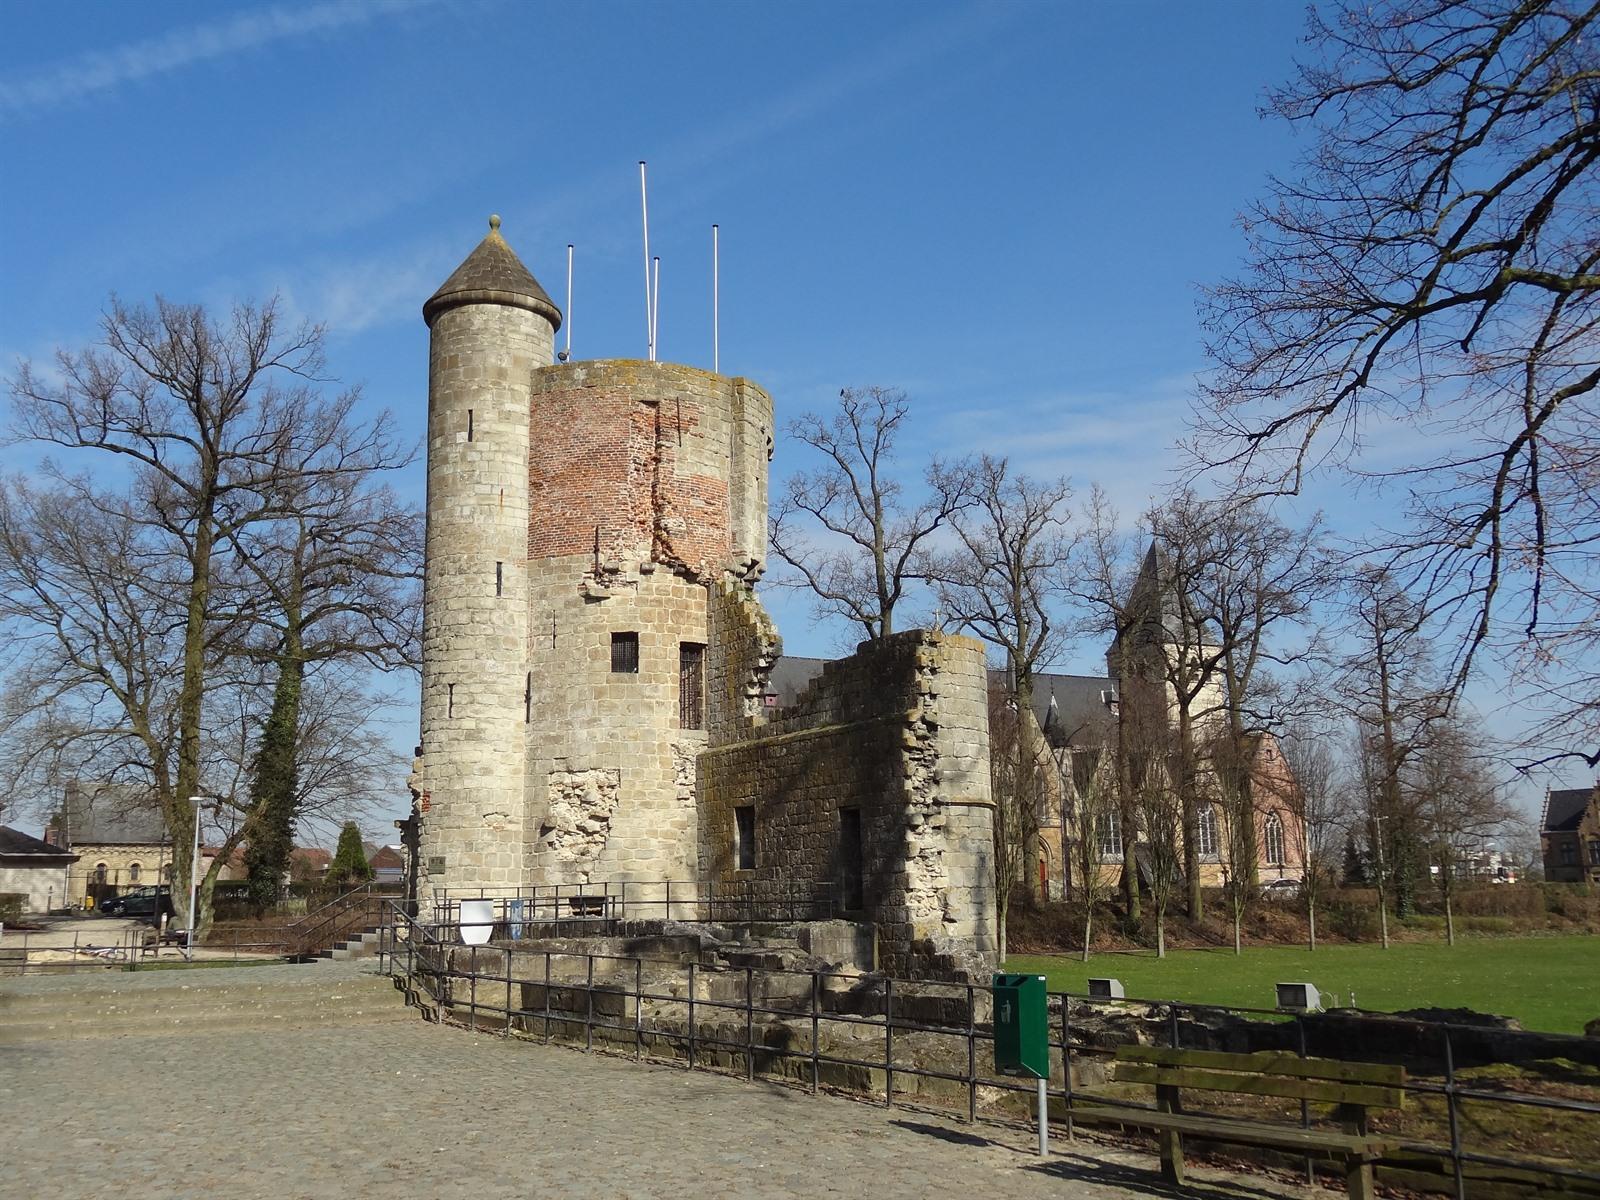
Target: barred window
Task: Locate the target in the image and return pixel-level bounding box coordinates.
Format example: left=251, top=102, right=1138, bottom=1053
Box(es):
left=1196, top=806, right=1219, bottom=859
left=610, top=632, right=639, bottom=674
left=678, top=642, right=705, bottom=729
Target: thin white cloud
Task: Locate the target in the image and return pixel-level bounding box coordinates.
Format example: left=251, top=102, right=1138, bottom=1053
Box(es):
left=0, top=0, right=437, bottom=120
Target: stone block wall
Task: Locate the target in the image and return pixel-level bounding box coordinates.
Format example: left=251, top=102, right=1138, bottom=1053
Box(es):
left=698, top=620, right=997, bottom=979
left=418, top=301, right=549, bottom=907
left=517, top=362, right=772, bottom=902
left=523, top=557, right=707, bottom=889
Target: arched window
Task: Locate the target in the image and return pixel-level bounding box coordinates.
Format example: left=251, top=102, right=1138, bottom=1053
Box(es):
left=94, top=862, right=108, bottom=884
left=1095, top=810, right=1122, bottom=860
left=1196, top=806, right=1219, bottom=859
left=1264, top=812, right=1286, bottom=866
left=128, top=862, right=141, bottom=883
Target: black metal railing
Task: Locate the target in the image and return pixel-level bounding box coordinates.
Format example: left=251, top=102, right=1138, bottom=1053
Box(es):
left=378, top=911, right=1600, bottom=1200
left=430, top=880, right=835, bottom=930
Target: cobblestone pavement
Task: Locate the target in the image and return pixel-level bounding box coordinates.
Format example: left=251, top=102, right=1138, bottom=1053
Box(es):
left=2, top=1020, right=1319, bottom=1200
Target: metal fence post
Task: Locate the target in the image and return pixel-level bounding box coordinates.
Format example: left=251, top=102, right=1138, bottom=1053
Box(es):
left=745, top=965, right=756, bottom=1082
left=687, top=961, right=697, bottom=1071
left=585, top=953, right=595, bottom=1053
left=504, top=947, right=513, bottom=1038
left=1062, top=995, right=1074, bottom=1141
left=1297, top=1014, right=1313, bottom=1184
left=469, top=947, right=478, bottom=1032
left=1444, top=1028, right=1466, bottom=1200
left=543, top=951, right=552, bottom=1043
left=885, top=977, right=895, bottom=1108
left=810, top=971, right=821, bottom=1096
left=967, top=983, right=978, bottom=1124
left=634, top=956, right=644, bottom=1061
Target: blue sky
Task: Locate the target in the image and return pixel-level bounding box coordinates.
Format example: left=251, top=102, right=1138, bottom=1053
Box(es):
left=2, top=2, right=1569, bottom=828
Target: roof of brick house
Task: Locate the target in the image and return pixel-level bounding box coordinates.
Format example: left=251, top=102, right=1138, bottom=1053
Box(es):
left=1541, top=785, right=1598, bottom=833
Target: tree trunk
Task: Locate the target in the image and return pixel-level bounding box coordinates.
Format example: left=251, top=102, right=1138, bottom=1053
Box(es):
left=1081, top=905, right=1092, bottom=963
left=1156, top=911, right=1166, bottom=958
left=1178, top=710, right=1202, bottom=920
left=170, top=495, right=218, bottom=928
left=244, top=613, right=305, bottom=910
left=1307, top=896, right=1317, bottom=952
left=1233, top=907, right=1241, bottom=955
left=1444, top=891, right=1455, bottom=947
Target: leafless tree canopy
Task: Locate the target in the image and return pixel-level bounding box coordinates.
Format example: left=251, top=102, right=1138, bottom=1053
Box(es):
left=769, top=387, right=971, bottom=642
left=1195, top=0, right=1600, bottom=764
left=2, top=295, right=417, bottom=920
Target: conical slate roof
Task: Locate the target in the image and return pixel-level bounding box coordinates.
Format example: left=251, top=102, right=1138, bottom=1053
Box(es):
left=423, top=215, right=562, bottom=329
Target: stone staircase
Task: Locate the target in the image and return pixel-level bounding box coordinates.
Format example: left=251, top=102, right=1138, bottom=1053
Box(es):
left=318, top=929, right=384, bottom=962
left=0, top=962, right=414, bottom=1044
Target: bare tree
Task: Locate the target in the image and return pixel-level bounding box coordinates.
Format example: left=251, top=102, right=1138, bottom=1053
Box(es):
left=1062, top=746, right=1114, bottom=962
left=1208, top=730, right=1257, bottom=955
left=1411, top=713, right=1515, bottom=945
left=1126, top=678, right=1185, bottom=958
left=986, top=680, right=1055, bottom=960
left=1076, top=486, right=1157, bottom=924
left=1133, top=493, right=1233, bottom=922
left=927, top=454, right=1075, bottom=956
left=4, top=296, right=410, bottom=925
left=769, top=387, right=970, bottom=642
left=231, top=472, right=420, bottom=907
left=1195, top=0, right=1600, bottom=767
left=1191, top=500, right=1328, bottom=883
left=1339, top=565, right=1448, bottom=934
left=1278, top=722, right=1348, bottom=950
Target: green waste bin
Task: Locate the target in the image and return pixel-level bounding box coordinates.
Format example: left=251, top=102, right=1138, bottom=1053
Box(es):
left=993, top=973, right=1049, bottom=1080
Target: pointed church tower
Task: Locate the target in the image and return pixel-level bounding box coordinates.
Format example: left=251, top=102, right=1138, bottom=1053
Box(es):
left=417, top=216, right=560, bottom=908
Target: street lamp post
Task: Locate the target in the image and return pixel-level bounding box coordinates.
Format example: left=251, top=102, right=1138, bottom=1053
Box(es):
left=185, top=795, right=208, bottom=963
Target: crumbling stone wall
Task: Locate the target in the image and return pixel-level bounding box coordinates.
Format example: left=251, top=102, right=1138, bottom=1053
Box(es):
left=698, top=621, right=997, bottom=979
left=520, top=361, right=773, bottom=898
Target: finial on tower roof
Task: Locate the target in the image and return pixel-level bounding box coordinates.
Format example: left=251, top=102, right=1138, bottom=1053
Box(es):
left=422, top=214, right=561, bottom=330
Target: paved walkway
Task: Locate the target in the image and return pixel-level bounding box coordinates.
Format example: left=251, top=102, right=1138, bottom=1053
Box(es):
left=1, top=986, right=1315, bottom=1200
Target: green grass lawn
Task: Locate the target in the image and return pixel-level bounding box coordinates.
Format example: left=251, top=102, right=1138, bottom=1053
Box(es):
left=1007, top=935, right=1600, bottom=1034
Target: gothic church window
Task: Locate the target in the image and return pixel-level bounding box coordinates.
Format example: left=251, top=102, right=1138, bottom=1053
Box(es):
left=1264, top=812, right=1286, bottom=866
left=1095, top=810, right=1122, bottom=860
left=1196, top=806, right=1219, bottom=859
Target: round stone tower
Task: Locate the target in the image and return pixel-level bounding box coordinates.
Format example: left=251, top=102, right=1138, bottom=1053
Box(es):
left=417, top=216, right=560, bottom=909
left=521, top=360, right=772, bottom=896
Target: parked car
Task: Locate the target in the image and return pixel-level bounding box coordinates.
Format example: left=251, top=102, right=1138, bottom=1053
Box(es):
left=99, top=886, right=175, bottom=922
left=1261, top=878, right=1302, bottom=900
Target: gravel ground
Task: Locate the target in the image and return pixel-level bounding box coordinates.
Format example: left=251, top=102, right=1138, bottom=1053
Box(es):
left=0, top=1005, right=1317, bottom=1200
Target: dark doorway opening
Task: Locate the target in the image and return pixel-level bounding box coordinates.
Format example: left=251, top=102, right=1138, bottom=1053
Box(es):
left=839, top=807, right=864, bottom=912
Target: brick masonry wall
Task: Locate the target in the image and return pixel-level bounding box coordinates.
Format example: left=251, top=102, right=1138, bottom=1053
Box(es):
left=527, top=361, right=771, bottom=582
left=418, top=301, right=551, bottom=907
left=519, top=361, right=772, bottom=902
left=698, top=623, right=997, bottom=979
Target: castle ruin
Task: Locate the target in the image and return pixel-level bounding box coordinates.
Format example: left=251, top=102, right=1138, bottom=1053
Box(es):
left=414, top=216, right=996, bottom=978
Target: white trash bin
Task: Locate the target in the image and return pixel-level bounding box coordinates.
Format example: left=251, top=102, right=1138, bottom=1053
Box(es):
left=459, top=899, right=495, bottom=945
